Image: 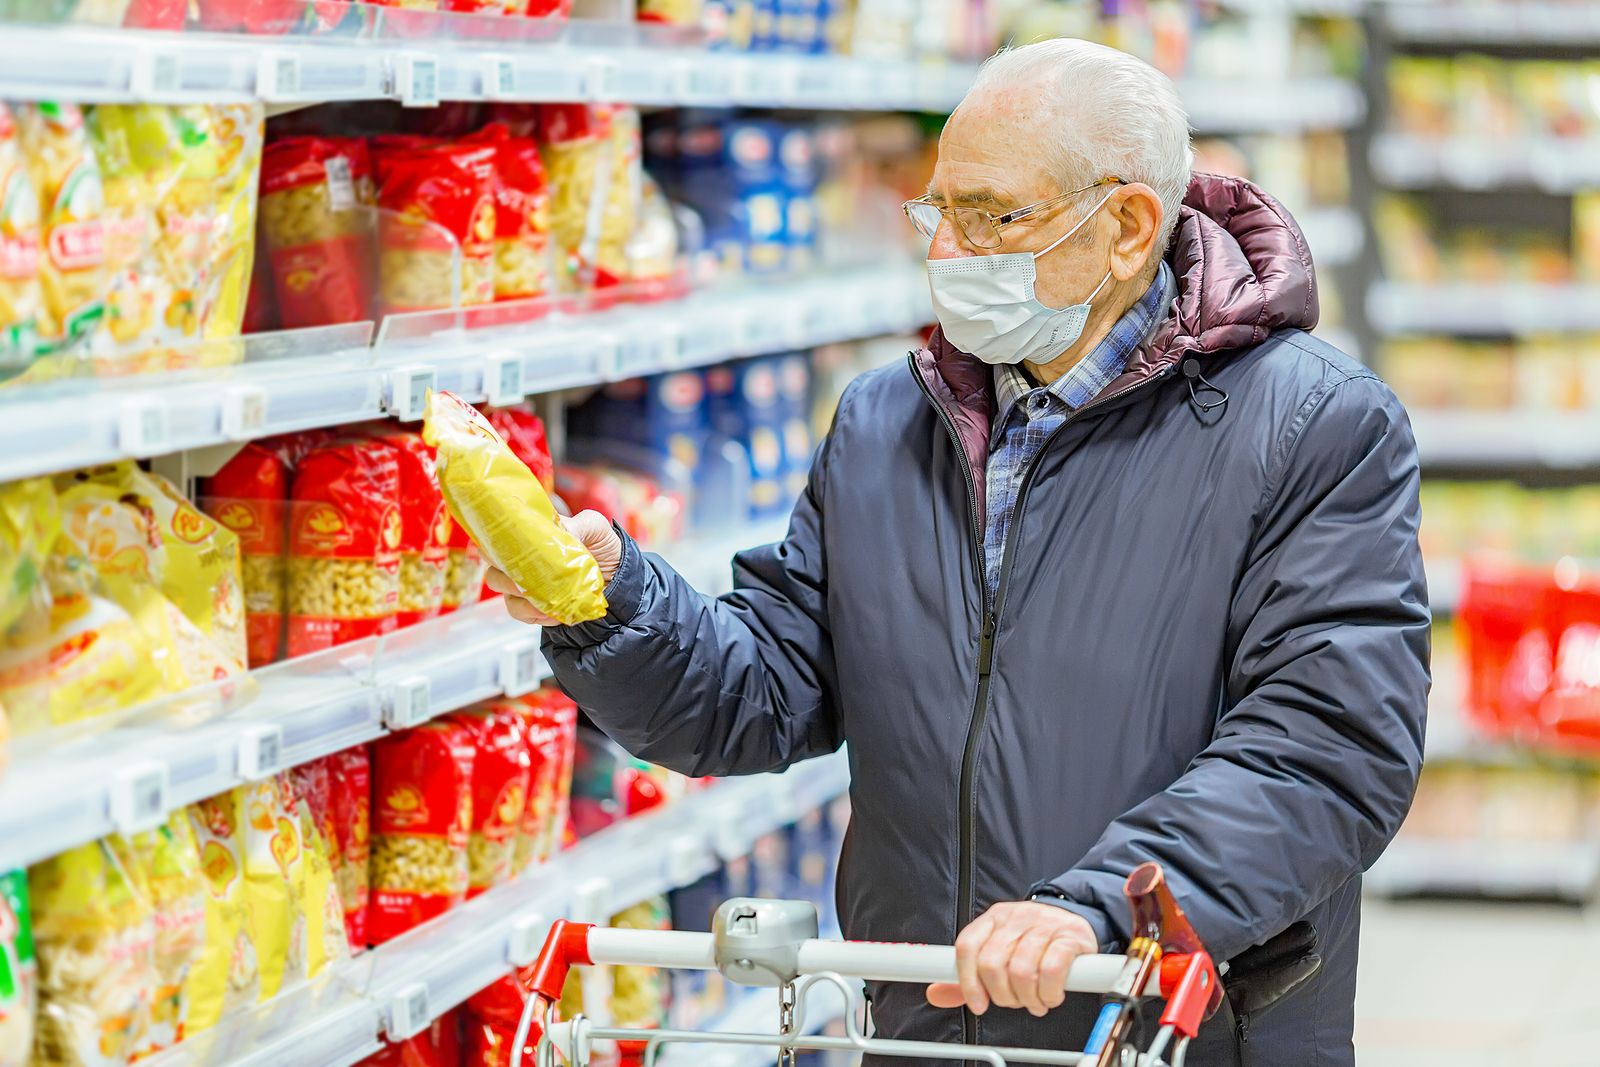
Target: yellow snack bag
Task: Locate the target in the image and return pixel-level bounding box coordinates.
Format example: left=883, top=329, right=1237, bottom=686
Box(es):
left=124, top=820, right=205, bottom=1059
left=0, top=104, right=44, bottom=376
left=16, top=102, right=107, bottom=357
left=28, top=838, right=155, bottom=1067
left=183, top=795, right=257, bottom=1035
left=422, top=390, right=606, bottom=626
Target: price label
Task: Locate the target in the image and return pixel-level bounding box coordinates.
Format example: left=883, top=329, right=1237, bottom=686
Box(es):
left=324, top=155, right=356, bottom=211
left=120, top=398, right=169, bottom=455
left=385, top=676, right=433, bottom=730
left=221, top=384, right=268, bottom=440
left=387, top=365, right=435, bottom=422
left=741, top=307, right=788, bottom=354
left=793, top=60, right=835, bottom=103
left=258, top=51, right=301, bottom=99
left=666, top=835, right=706, bottom=885
left=237, top=723, right=285, bottom=781
left=591, top=338, right=622, bottom=382
left=110, top=761, right=170, bottom=834
left=570, top=877, right=612, bottom=922
left=132, top=50, right=183, bottom=97
left=485, top=351, right=524, bottom=406
left=657, top=326, right=685, bottom=370
left=499, top=638, right=543, bottom=698
left=683, top=61, right=733, bottom=102
left=586, top=58, right=617, bottom=101
left=396, top=54, right=440, bottom=108
left=387, top=984, right=431, bottom=1041
left=507, top=912, right=547, bottom=967
left=483, top=56, right=518, bottom=100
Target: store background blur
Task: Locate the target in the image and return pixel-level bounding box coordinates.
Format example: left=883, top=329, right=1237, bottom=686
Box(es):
left=0, top=2, right=1599, bottom=1066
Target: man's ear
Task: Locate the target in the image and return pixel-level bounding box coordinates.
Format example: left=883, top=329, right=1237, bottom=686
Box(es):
left=1107, top=183, right=1163, bottom=282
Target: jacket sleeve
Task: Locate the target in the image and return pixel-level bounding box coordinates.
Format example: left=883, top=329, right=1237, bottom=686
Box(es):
left=1036, top=372, right=1431, bottom=961
left=539, top=394, right=847, bottom=779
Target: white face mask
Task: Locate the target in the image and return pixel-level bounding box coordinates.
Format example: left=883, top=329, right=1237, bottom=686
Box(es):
left=926, top=187, right=1117, bottom=366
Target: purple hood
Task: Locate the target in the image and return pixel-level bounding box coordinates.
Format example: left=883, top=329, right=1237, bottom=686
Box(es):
left=914, top=172, right=1321, bottom=509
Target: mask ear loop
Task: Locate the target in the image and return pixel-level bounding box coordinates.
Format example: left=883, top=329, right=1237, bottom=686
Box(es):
left=1181, top=357, right=1229, bottom=414
left=1031, top=185, right=1122, bottom=261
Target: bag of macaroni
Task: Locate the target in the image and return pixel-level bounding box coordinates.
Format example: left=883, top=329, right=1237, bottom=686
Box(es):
left=259, top=137, right=375, bottom=329
left=510, top=688, right=579, bottom=872
left=183, top=793, right=258, bottom=1035
left=201, top=441, right=291, bottom=668
left=375, top=143, right=496, bottom=315
left=447, top=703, right=531, bottom=897
left=287, top=438, right=401, bottom=656
left=368, top=721, right=477, bottom=943
left=366, top=432, right=448, bottom=628
left=326, top=747, right=371, bottom=949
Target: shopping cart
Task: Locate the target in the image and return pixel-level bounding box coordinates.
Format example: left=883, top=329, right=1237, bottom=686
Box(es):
left=514, top=862, right=1222, bottom=1067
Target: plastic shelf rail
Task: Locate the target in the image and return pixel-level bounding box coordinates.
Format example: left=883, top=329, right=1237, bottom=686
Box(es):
left=1372, top=133, right=1600, bottom=194
left=1408, top=410, right=1600, bottom=471
left=1367, top=283, right=1600, bottom=339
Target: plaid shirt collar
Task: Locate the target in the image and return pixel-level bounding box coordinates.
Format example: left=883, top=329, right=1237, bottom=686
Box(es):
left=991, top=261, right=1175, bottom=443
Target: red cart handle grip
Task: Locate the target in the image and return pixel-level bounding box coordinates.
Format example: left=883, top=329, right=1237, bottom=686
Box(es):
left=1157, top=951, right=1220, bottom=1040
left=530, top=919, right=595, bottom=1002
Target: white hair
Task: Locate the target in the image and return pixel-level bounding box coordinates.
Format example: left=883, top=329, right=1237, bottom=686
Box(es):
left=964, top=38, right=1193, bottom=251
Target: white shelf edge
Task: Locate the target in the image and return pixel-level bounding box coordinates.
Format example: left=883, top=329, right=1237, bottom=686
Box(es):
left=1366, top=836, right=1600, bottom=902
left=1367, top=282, right=1600, bottom=339
left=1383, top=2, right=1600, bottom=46
left=1180, top=77, right=1365, bottom=134
left=1408, top=409, right=1600, bottom=470
left=1299, top=206, right=1365, bottom=269
left=1372, top=132, right=1600, bottom=194
left=0, top=522, right=790, bottom=872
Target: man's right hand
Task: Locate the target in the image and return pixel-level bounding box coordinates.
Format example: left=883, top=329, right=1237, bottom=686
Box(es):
left=484, top=509, right=623, bottom=626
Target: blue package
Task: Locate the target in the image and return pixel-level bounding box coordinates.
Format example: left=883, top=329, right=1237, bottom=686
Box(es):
left=778, top=127, right=818, bottom=269
left=675, top=114, right=744, bottom=273
left=750, top=0, right=780, bottom=51
left=726, top=121, right=787, bottom=272
left=710, top=358, right=787, bottom=519
left=570, top=370, right=708, bottom=473
left=776, top=353, right=814, bottom=498
left=777, top=0, right=822, bottom=53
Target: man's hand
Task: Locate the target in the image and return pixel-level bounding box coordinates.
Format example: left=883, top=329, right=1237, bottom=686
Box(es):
left=484, top=510, right=623, bottom=626
left=926, top=901, right=1098, bottom=1018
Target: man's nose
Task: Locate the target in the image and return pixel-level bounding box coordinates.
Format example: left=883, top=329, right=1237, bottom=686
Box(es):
left=927, top=217, right=978, bottom=261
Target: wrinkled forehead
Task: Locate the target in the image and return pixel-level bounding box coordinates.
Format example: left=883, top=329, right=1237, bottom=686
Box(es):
left=932, top=89, right=1061, bottom=208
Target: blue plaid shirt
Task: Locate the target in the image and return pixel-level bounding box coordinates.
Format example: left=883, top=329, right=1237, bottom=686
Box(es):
left=982, top=262, right=1175, bottom=599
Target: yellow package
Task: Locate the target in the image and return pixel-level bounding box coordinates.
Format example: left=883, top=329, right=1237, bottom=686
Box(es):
left=292, top=791, right=347, bottom=980
left=28, top=838, right=155, bottom=1067
left=125, top=818, right=205, bottom=1060
left=183, top=794, right=257, bottom=1034
left=201, top=104, right=263, bottom=343
left=237, top=778, right=303, bottom=1002
left=0, top=104, right=44, bottom=377
left=422, top=390, right=606, bottom=626
left=0, top=478, right=60, bottom=646
left=17, top=103, right=107, bottom=358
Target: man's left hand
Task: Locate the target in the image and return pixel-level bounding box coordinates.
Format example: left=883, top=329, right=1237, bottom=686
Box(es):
left=926, top=901, right=1098, bottom=1018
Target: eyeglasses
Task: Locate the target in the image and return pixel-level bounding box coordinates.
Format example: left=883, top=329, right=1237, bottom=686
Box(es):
left=902, top=176, right=1126, bottom=250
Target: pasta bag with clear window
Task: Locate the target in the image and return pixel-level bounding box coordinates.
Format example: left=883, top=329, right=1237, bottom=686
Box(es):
left=421, top=390, right=605, bottom=626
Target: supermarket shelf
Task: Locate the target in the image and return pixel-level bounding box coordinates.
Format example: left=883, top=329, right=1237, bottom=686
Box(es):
left=1366, top=837, right=1600, bottom=903
left=0, top=264, right=932, bottom=483
left=1383, top=1, right=1600, bottom=46
left=1300, top=206, right=1365, bottom=268
left=1372, top=132, right=1600, bottom=193
left=1367, top=282, right=1600, bottom=337
left=1178, top=77, right=1364, bottom=133
left=0, top=520, right=787, bottom=872
left=1411, top=410, right=1600, bottom=469
left=1428, top=558, right=1461, bottom=615
left=662, top=982, right=854, bottom=1067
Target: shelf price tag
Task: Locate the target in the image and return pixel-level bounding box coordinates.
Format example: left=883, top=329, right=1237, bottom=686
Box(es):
left=483, top=55, right=518, bottom=100
left=110, top=761, right=170, bottom=834
left=740, top=306, right=789, bottom=354
left=485, top=351, right=524, bottom=406
left=570, top=877, right=612, bottom=922
left=237, top=723, right=285, bottom=781
left=387, top=984, right=431, bottom=1042
left=499, top=638, right=544, bottom=698
left=682, top=59, right=733, bottom=102
left=657, top=325, right=685, bottom=370
left=387, top=365, right=436, bottom=422
left=507, top=912, right=548, bottom=967
left=119, top=397, right=170, bottom=456
left=586, top=57, right=617, bottom=101
left=131, top=49, right=184, bottom=98
left=385, top=675, right=433, bottom=730
left=395, top=54, right=441, bottom=108
left=221, top=384, right=269, bottom=440
left=257, top=51, right=301, bottom=99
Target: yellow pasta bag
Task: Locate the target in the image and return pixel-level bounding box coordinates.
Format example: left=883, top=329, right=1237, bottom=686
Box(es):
left=292, top=790, right=347, bottom=980
left=0, top=104, right=44, bottom=377
left=28, top=838, right=155, bottom=1067
left=123, top=820, right=204, bottom=1061
left=85, top=106, right=168, bottom=371
left=237, top=779, right=302, bottom=1001
left=200, top=104, right=262, bottom=343
left=0, top=477, right=60, bottom=647
left=16, top=103, right=107, bottom=358
left=183, top=795, right=256, bottom=1035
left=421, top=390, right=606, bottom=626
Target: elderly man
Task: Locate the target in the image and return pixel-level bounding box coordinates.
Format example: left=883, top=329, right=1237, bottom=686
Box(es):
left=491, top=38, right=1429, bottom=1066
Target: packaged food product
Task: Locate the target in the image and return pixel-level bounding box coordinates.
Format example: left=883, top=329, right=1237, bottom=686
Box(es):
left=376, top=144, right=496, bottom=314
left=609, top=898, right=669, bottom=1030
left=441, top=524, right=486, bottom=613
left=464, top=970, right=537, bottom=1067
left=184, top=793, right=258, bottom=1033
left=17, top=103, right=107, bottom=358
left=326, top=747, right=370, bottom=947
left=448, top=704, right=531, bottom=896
left=202, top=442, right=292, bottom=667
left=0, top=869, right=35, bottom=1067
left=126, top=818, right=206, bottom=1058
left=259, top=137, right=376, bottom=328
left=511, top=688, right=578, bottom=873
left=287, top=439, right=402, bottom=657
left=637, top=0, right=700, bottom=23
left=422, top=390, right=606, bottom=626
left=0, top=477, right=59, bottom=647
left=200, top=103, right=265, bottom=342
left=369, top=432, right=448, bottom=628
left=28, top=838, right=155, bottom=1067
left=483, top=406, right=554, bottom=493
left=360, top=1010, right=462, bottom=1067
left=540, top=105, right=634, bottom=291
left=237, top=777, right=306, bottom=1000
left=369, top=721, right=476, bottom=943
left=464, top=126, right=551, bottom=302
left=290, top=765, right=350, bottom=979
left=0, top=105, right=44, bottom=378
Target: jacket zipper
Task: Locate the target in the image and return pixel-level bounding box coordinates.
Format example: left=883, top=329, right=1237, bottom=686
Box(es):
left=910, top=354, right=1175, bottom=1047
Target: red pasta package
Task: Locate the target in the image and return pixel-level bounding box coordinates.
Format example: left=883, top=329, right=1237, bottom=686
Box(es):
left=449, top=703, right=532, bottom=897
left=464, top=124, right=551, bottom=302
left=376, top=143, right=496, bottom=315
left=357, top=1009, right=463, bottom=1067
left=368, top=720, right=476, bottom=943
left=511, top=688, right=579, bottom=873
left=369, top=430, right=448, bottom=627
left=327, top=746, right=370, bottom=947
left=201, top=441, right=291, bottom=667
left=259, top=137, right=376, bottom=329
left=464, top=970, right=539, bottom=1067
left=441, top=517, right=486, bottom=615
left=287, top=438, right=401, bottom=657
left=483, top=406, right=554, bottom=492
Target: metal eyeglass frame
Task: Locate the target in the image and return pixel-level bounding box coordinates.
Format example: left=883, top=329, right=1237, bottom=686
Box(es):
left=903, top=176, right=1127, bottom=249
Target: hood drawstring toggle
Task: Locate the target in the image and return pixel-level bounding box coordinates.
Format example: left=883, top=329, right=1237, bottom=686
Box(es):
left=1182, top=358, right=1229, bottom=414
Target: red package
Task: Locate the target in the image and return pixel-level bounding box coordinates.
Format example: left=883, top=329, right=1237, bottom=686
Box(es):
left=525, top=0, right=572, bottom=15
left=511, top=689, right=579, bottom=871
left=328, top=746, right=371, bottom=947
left=376, top=143, right=497, bottom=314
left=443, top=517, right=486, bottom=613
left=465, top=124, right=551, bottom=302
left=287, top=439, right=402, bottom=656
left=369, top=431, right=448, bottom=627
left=260, top=136, right=376, bottom=328
left=449, top=703, right=533, bottom=896
left=484, top=106, right=538, bottom=139
left=369, top=720, right=476, bottom=943
left=243, top=222, right=277, bottom=333
left=122, top=0, right=188, bottom=28
left=357, top=1009, right=462, bottom=1067
left=202, top=442, right=291, bottom=667
left=483, top=407, right=554, bottom=492
left=196, top=0, right=339, bottom=33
